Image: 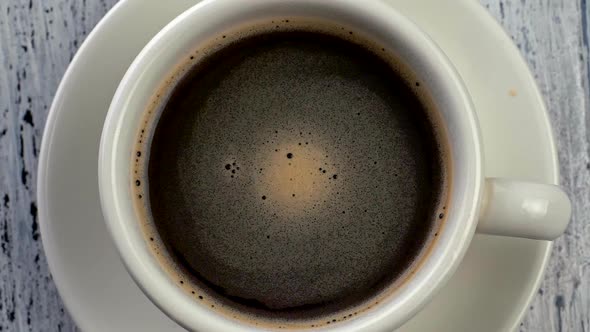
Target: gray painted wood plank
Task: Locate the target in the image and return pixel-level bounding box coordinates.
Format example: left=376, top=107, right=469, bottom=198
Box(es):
left=0, top=1, right=118, bottom=331
left=0, top=0, right=586, bottom=331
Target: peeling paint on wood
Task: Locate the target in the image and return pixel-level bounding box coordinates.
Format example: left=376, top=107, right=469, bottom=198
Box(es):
left=0, top=0, right=587, bottom=331
left=0, top=1, right=119, bottom=331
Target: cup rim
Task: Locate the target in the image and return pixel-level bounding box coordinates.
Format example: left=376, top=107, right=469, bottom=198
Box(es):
left=98, top=0, right=483, bottom=330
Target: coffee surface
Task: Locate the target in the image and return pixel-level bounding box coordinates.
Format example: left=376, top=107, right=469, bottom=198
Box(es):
left=144, top=31, right=443, bottom=320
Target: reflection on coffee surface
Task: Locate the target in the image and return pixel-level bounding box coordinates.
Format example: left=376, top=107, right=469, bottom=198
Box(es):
left=133, top=26, right=447, bottom=328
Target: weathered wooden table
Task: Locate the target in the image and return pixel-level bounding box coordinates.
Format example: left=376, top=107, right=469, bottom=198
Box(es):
left=0, top=1, right=586, bottom=331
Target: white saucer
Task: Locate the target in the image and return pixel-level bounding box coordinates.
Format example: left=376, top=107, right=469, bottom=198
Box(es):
left=38, top=1, right=558, bottom=331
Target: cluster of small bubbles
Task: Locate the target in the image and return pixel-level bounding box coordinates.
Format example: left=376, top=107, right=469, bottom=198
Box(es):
left=224, top=161, right=240, bottom=178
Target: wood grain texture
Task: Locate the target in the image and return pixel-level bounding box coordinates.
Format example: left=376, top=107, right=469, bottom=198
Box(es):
left=0, top=1, right=118, bottom=331
left=0, top=0, right=586, bottom=331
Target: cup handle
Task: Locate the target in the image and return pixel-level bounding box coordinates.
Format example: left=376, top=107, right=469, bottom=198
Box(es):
left=476, top=178, right=571, bottom=240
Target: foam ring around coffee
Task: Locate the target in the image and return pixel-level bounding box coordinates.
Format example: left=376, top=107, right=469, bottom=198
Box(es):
left=131, top=19, right=451, bottom=330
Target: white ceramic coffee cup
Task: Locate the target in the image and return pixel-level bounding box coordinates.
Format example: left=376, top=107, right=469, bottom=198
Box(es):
left=98, top=0, right=572, bottom=331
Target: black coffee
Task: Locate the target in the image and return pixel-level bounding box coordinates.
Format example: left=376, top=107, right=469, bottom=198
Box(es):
left=135, top=28, right=445, bottom=327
